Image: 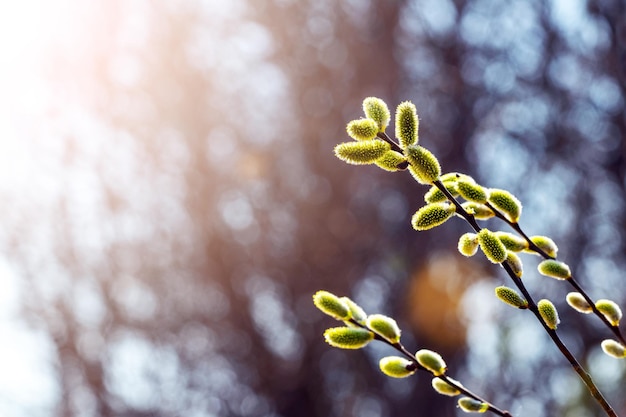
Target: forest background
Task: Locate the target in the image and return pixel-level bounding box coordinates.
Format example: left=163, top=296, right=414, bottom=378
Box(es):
left=0, top=1, right=625, bottom=416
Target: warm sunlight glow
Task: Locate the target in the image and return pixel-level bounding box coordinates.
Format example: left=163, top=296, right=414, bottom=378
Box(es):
left=0, top=0, right=87, bottom=99
left=0, top=2, right=110, bottom=415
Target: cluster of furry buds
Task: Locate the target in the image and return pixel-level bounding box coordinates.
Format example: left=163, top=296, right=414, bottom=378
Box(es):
left=318, top=97, right=626, bottom=417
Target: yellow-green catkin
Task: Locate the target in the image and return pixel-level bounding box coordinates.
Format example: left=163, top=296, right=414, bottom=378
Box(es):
left=340, top=297, right=367, bottom=323
left=375, top=150, right=407, bottom=172
left=595, top=299, right=622, bottom=326
left=488, top=188, right=522, bottom=223
left=565, top=292, right=592, bottom=314
left=366, top=314, right=401, bottom=343
left=425, top=181, right=459, bottom=203
left=362, top=97, right=390, bottom=132
left=324, top=327, right=374, bottom=349
left=505, top=251, right=523, bottom=277
left=412, top=203, right=455, bottom=231
left=424, top=186, right=446, bottom=203
left=495, top=286, right=528, bottom=309
left=495, top=232, right=528, bottom=252
left=440, top=172, right=469, bottom=182
left=431, top=377, right=462, bottom=396
left=477, top=229, right=507, bottom=264
left=461, top=202, right=495, bottom=220
left=458, top=397, right=489, bottom=413
left=379, top=356, right=416, bottom=378
left=457, top=179, right=488, bottom=204
left=537, top=299, right=560, bottom=330
left=601, top=339, right=626, bottom=359
left=405, top=145, right=441, bottom=184
left=313, top=290, right=351, bottom=320
left=415, top=349, right=447, bottom=376
left=537, top=259, right=571, bottom=280
left=526, top=235, right=558, bottom=258
left=458, top=233, right=479, bottom=257
left=346, top=118, right=379, bottom=141
left=334, top=140, right=391, bottom=165
left=395, top=101, right=419, bottom=148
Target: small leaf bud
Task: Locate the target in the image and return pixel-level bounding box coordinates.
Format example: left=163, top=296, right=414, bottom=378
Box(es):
left=458, top=233, right=479, bottom=257
left=565, top=292, right=592, bottom=314
left=457, top=179, right=488, bottom=204
left=405, top=145, right=441, bottom=184
left=537, top=299, right=560, bottom=330
left=488, top=189, right=522, bottom=223
left=366, top=314, right=401, bottom=343
left=379, top=356, right=416, bottom=378
left=346, top=118, right=379, bottom=141
left=526, top=235, right=558, bottom=258
left=412, top=203, right=455, bottom=231
left=395, top=101, right=419, bottom=148
left=495, top=286, right=528, bottom=309
left=494, top=232, right=528, bottom=252
left=458, top=397, right=489, bottom=413
left=362, top=97, right=391, bottom=132
left=461, top=202, right=495, bottom=220
left=505, top=251, right=523, bottom=277
left=375, top=150, right=408, bottom=172
left=601, top=339, right=626, bottom=359
left=313, top=290, right=351, bottom=320
left=432, top=377, right=462, bottom=396
left=323, top=327, right=374, bottom=349
left=477, top=229, right=507, bottom=264
left=340, top=297, right=367, bottom=323
left=334, top=140, right=391, bottom=165
left=415, top=349, right=447, bottom=376
left=595, top=299, right=623, bottom=326
left=537, top=259, right=571, bottom=280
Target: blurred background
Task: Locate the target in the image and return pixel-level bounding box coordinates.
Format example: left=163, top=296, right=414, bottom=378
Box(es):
left=0, top=0, right=625, bottom=416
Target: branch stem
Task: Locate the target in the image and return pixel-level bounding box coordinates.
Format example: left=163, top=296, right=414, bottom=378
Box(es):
left=432, top=180, right=619, bottom=417
left=377, top=131, right=403, bottom=153
left=484, top=203, right=626, bottom=346
left=349, top=318, right=514, bottom=417
left=502, top=266, right=618, bottom=417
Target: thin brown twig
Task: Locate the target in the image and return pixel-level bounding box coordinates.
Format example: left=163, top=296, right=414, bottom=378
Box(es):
left=432, top=180, right=618, bottom=417
left=485, top=202, right=626, bottom=346
left=348, top=318, right=514, bottom=417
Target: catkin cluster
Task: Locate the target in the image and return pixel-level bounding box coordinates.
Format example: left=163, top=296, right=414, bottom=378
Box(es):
left=315, top=97, right=626, bottom=417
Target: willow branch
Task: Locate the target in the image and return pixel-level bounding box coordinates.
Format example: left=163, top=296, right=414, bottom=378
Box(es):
left=432, top=180, right=618, bottom=417
left=349, top=318, right=514, bottom=417
left=484, top=202, right=626, bottom=346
